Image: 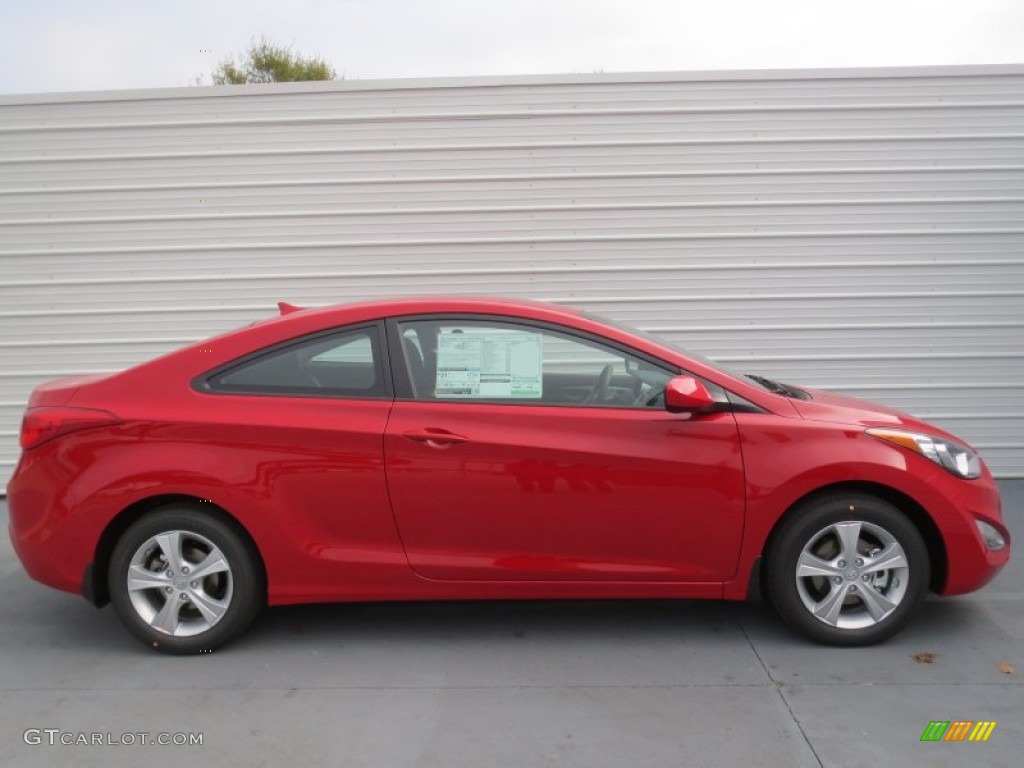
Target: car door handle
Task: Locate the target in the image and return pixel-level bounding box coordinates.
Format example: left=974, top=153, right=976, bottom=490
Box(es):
left=402, top=429, right=469, bottom=447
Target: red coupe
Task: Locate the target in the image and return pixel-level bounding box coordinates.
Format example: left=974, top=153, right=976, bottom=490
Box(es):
left=7, top=297, right=1010, bottom=653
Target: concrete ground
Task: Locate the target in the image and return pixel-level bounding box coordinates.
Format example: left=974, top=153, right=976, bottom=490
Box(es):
left=0, top=484, right=1020, bottom=768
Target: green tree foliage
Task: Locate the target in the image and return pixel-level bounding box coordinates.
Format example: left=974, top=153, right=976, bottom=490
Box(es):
left=211, top=38, right=336, bottom=84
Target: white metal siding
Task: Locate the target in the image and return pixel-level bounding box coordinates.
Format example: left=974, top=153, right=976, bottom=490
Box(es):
left=1, top=65, right=1023, bottom=485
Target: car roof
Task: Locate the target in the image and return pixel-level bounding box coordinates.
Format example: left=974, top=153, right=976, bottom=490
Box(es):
left=279, top=295, right=584, bottom=324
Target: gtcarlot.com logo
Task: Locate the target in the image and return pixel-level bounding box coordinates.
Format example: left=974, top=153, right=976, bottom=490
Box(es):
left=24, top=729, right=203, bottom=747
left=920, top=720, right=997, bottom=742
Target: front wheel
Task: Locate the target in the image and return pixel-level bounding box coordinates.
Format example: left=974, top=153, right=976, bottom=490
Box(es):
left=765, top=493, right=930, bottom=646
left=108, top=507, right=264, bottom=654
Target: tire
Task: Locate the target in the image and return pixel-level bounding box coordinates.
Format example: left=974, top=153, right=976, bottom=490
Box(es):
left=765, top=493, right=929, bottom=646
left=108, top=506, right=264, bottom=654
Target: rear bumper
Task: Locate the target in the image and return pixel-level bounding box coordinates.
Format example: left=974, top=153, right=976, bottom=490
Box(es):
left=8, top=522, right=86, bottom=595
left=7, top=452, right=93, bottom=596
left=8, top=518, right=88, bottom=596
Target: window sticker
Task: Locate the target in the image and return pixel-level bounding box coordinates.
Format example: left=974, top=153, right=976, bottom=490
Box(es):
left=436, top=329, right=543, bottom=398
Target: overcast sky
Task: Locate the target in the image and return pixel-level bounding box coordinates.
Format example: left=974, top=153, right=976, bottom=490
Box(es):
left=1, top=0, right=1023, bottom=95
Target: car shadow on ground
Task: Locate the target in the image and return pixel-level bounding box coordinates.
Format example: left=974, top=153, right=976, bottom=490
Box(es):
left=245, top=598, right=738, bottom=645
left=237, top=594, right=1005, bottom=653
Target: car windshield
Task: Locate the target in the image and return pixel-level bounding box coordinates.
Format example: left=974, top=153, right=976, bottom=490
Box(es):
left=582, top=310, right=775, bottom=392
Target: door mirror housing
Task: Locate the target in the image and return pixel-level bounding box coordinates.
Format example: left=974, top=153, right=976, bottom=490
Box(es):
left=664, top=376, right=716, bottom=413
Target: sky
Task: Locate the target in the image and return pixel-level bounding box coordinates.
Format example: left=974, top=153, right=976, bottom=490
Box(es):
left=1, top=0, right=1023, bottom=95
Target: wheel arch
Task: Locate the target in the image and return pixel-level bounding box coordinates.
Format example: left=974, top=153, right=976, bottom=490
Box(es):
left=757, top=480, right=948, bottom=598
left=88, top=494, right=267, bottom=608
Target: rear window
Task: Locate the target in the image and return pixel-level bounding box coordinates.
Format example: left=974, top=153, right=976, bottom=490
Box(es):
left=205, top=325, right=387, bottom=398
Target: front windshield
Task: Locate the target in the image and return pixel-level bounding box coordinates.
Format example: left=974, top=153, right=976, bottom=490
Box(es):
left=582, top=310, right=773, bottom=392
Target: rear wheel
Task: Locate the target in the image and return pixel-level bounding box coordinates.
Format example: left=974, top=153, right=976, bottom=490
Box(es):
left=765, top=493, right=929, bottom=646
left=108, top=507, right=263, bottom=654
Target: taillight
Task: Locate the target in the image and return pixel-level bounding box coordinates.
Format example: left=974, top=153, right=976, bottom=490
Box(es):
left=20, top=407, right=120, bottom=450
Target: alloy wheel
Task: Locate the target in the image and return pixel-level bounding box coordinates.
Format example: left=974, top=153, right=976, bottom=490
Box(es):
left=125, top=529, right=234, bottom=637
left=795, top=520, right=910, bottom=630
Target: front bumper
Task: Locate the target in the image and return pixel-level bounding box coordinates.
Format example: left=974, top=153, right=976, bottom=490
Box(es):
left=925, top=465, right=1011, bottom=596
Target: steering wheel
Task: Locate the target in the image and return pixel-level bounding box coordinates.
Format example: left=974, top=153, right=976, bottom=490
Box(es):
left=583, top=364, right=614, bottom=405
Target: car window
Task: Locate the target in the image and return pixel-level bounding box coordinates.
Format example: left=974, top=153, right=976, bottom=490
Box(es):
left=310, top=333, right=374, bottom=364
left=207, top=326, right=387, bottom=398
left=395, top=318, right=674, bottom=408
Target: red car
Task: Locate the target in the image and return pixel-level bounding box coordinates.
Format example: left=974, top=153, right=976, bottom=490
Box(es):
left=7, top=297, right=1010, bottom=653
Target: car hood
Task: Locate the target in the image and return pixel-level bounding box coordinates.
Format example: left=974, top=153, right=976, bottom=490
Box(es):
left=789, top=387, right=960, bottom=441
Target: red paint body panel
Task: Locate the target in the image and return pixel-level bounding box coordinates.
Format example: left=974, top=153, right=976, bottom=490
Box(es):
left=385, top=401, right=744, bottom=581
left=6, top=297, right=1010, bottom=612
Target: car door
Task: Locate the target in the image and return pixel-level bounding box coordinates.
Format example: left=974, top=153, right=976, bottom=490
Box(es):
left=383, top=315, right=746, bottom=583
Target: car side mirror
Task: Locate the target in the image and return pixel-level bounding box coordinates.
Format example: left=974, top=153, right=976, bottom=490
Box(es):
left=664, top=376, right=716, bottom=413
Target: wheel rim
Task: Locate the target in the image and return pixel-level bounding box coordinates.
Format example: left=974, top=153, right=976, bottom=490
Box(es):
left=126, top=530, right=234, bottom=637
left=795, top=520, right=910, bottom=630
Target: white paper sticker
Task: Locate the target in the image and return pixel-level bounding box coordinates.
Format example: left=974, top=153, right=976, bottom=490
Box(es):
left=436, top=329, right=543, bottom=398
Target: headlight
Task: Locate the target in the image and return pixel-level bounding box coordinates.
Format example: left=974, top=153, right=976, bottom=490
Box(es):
left=866, top=428, right=982, bottom=479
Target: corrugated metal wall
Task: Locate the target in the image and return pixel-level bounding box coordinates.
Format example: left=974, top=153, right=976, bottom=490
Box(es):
left=1, top=65, right=1023, bottom=485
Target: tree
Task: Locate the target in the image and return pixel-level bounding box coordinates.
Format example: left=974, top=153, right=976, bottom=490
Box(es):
left=211, top=38, right=337, bottom=84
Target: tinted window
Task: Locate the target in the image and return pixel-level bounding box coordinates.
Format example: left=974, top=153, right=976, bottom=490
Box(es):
left=207, top=326, right=387, bottom=398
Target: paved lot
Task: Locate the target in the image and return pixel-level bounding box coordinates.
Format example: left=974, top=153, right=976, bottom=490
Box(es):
left=1, top=484, right=1021, bottom=768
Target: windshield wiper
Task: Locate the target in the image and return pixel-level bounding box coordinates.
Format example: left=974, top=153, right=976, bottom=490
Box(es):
left=746, top=374, right=790, bottom=396
left=745, top=374, right=811, bottom=400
